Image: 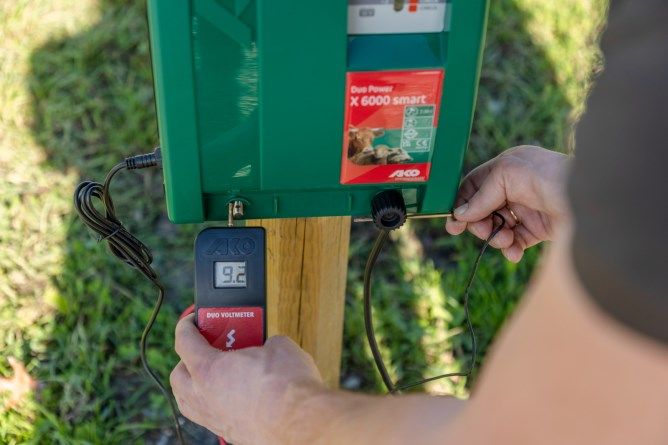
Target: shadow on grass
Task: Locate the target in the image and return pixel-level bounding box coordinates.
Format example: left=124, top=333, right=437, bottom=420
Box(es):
left=341, top=0, right=573, bottom=392
left=28, top=0, right=212, bottom=443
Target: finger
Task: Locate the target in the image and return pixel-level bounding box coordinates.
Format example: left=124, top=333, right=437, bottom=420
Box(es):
left=170, top=361, right=194, bottom=412
left=445, top=217, right=467, bottom=235
left=170, top=361, right=192, bottom=395
left=502, top=244, right=524, bottom=263
left=467, top=218, right=493, bottom=241
left=174, top=314, right=218, bottom=379
left=492, top=206, right=520, bottom=231
left=448, top=178, right=480, bottom=234
left=265, top=336, right=323, bottom=378
left=487, top=208, right=518, bottom=250
left=170, top=361, right=216, bottom=429
left=501, top=225, right=533, bottom=263
left=450, top=161, right=493, bottom=213
left=488, top=227, right=515, bottom=249
left=455, top=176, right=480, bottom=205
left=264, top=335, right=303, bottom=355
left=515, top=223, right=544, bottom=249
left=265, top=335, right=296, bottom=347
left=453, top=167, right=507, bottom=223
left=457, top=161, right=495, bottom=203
left=466, top=217, right=514, bottom=249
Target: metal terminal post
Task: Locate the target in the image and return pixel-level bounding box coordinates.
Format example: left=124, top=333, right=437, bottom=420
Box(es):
left=227, top=202, right=235, bottom=227
left=232, top=201, right=244, bottom=219
left=228, top=200, right=245, bottom=227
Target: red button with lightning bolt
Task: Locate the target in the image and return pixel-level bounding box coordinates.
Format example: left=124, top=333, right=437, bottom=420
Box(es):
left=197, top=307, right=264, bottom=350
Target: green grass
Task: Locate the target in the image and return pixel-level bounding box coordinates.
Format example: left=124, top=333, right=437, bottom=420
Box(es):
left=0, top=0, right=606, bottom=443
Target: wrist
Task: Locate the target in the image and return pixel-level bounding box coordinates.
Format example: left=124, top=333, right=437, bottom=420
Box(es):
left=267, top=380, right=336, bottom=444
left=540, top=155, right=571, bottom=227
left=278, top=383, right=373, bottom=445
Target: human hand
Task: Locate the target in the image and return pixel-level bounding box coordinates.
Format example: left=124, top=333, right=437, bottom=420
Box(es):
left=445, top=145, right=569, bottom=262
left=170, top=315, right=325, bottom=444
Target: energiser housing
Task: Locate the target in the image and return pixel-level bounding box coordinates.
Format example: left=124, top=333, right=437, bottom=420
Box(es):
left=147, top=0, right=490, bottom=223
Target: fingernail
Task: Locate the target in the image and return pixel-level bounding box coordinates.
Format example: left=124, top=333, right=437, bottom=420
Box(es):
left=506, top=248, right=522, bottom=263
left=454, top=203, right=469, bottom=217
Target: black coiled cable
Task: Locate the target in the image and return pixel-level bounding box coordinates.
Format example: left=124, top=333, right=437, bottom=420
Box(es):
left=364, top=212, right=506, bottom=394
left=73, top=148, right=185, bottom=444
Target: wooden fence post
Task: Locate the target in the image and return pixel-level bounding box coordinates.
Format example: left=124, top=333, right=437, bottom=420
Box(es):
left=248, top=217, right=351, bottom=388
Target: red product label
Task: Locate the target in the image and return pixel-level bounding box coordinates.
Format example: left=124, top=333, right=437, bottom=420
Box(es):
left=340, top=69, right=444, bottom=185
left=197, top=307, right=264, bottom=350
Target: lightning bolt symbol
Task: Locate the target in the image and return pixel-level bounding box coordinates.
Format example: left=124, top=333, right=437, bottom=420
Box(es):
left=225, top=329, right=236, bottom=349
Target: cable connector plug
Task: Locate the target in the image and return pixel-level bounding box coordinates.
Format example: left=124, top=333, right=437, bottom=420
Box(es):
left=125, top=147, right=162, bottom=170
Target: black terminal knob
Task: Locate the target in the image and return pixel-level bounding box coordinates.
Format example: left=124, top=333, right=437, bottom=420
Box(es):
left=371, top=190, right=407, bottom=231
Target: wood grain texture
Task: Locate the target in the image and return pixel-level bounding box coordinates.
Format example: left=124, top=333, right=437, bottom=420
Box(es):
left=248, top=217, right=351, bottom=388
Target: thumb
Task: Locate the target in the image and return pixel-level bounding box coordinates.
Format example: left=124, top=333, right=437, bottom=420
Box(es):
left=174, top=314, right=219, bottom=376
left=453, top=170, right=507, bottom=222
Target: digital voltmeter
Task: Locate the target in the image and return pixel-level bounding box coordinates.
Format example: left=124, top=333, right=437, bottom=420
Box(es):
left=194, top=227, right=266, bottom=351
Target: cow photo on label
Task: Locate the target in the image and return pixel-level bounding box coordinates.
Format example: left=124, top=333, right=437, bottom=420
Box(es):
left=347, top=127, right=414, bottom=166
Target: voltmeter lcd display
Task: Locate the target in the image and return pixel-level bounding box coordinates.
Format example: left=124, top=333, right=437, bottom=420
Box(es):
left=214, top=262, right=247, bottom=288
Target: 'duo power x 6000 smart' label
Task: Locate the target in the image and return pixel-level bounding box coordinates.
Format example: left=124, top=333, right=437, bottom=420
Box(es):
left=341, top=69, right=444, bottom=185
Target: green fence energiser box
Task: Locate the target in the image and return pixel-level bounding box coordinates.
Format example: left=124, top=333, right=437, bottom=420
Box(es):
left=147, top=0, right=489, bottom=228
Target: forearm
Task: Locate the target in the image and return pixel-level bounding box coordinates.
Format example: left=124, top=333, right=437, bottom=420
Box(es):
left=448, top=228, right=668, bottom=445
left=283, top=384, right=465, bottom=445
